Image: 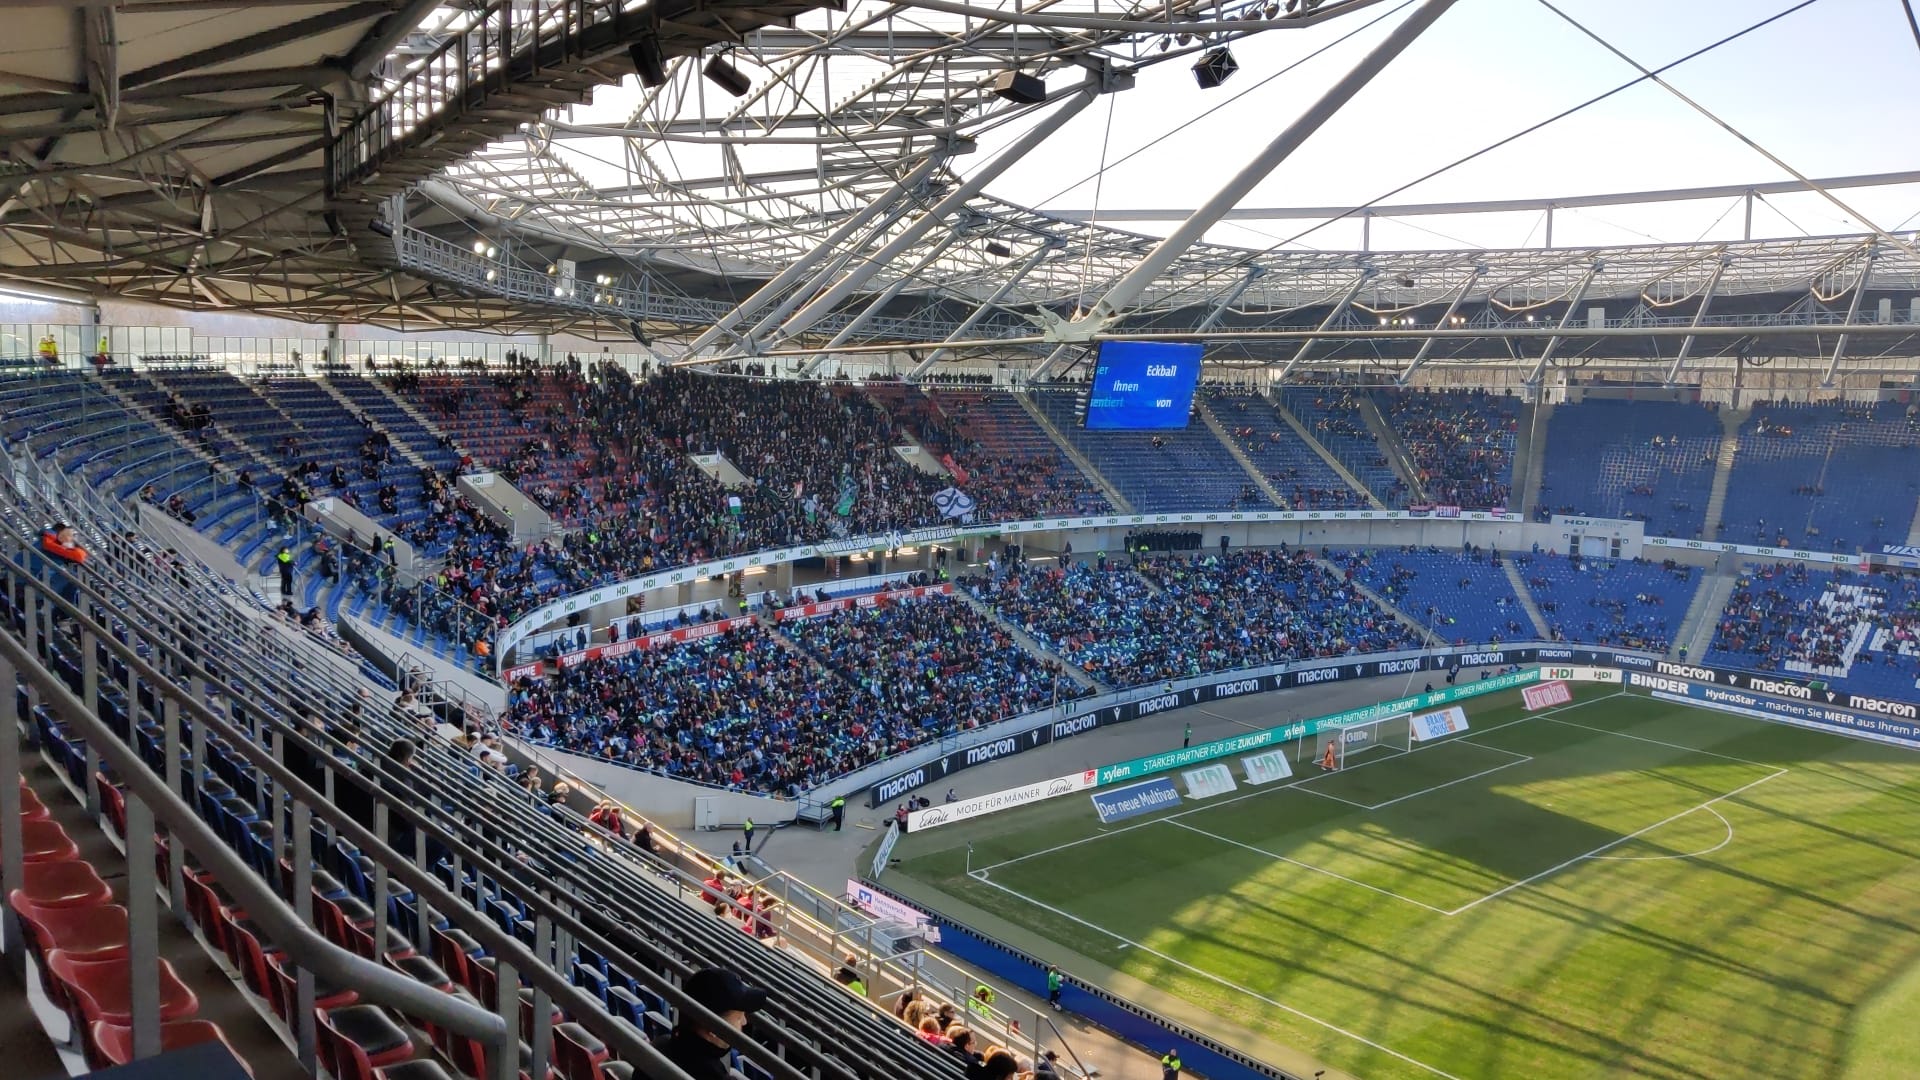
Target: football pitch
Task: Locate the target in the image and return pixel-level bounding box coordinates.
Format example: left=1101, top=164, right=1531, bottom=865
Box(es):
left=889, top=686, right=1920, bottom=1080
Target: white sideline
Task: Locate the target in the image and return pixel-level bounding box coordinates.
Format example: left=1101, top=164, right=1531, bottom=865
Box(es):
left=1443, top=768, right=1789, bottom=916
left=964, top=869, right=1470, bottom=1080
left=974, top=691, right=1626, bottom=875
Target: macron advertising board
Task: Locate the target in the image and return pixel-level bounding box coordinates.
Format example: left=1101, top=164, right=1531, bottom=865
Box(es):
left=1083, top=341, right=1204, bottom=430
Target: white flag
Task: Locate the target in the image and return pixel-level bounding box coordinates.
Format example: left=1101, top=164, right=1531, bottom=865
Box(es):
left=931, top=487, right=976, bottom=521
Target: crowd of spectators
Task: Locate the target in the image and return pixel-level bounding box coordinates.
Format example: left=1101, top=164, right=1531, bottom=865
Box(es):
left=1709, top=564, right=1920, bottom=681
left=967, top=551, right=1418, bottom=685
left=1517, top=551, right=1696, bottom=652
left=780, top=592, right=1088, bottom=732
left=867, top=385, right=1110, bottom=519
left=1378, top=388, right=1517, bottom=509
left=506, top=621, right=925, bottom=795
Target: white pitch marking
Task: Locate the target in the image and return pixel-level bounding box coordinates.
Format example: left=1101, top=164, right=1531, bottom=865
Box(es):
left=1445, top=769, right=1787, bottom=916
left=966, top=869, right=1468, bottom=1080
left=1588, top=805, right=1737, bottom=862
left=1360, top=754, right=1535, bottom=811
left=1165, top=820, right=1455, bottom=915
left=971, top=691, right=1628, bottom=875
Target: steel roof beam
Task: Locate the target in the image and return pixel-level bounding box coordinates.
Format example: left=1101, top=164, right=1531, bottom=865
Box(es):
left=1664, top=256, right=1728, bottom=385
left=1822, top=244, right=1877, bottom=387
left=120, top=2, right=386, bottom=91
left=1524, top=262, right=1602, bottom=385
left=1398, top=266, right=1481, bottom=385
left=1068, top=0, right=1456, bottom=335
left=909, top=244, right=1056, bottom=376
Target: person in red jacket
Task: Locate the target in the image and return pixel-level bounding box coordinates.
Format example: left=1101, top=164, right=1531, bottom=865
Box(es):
left=39, top=522, right=87, bottom=606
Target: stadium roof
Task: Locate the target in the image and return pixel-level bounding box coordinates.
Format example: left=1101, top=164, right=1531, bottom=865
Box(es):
left=5, top=0, right=1920, bottom=376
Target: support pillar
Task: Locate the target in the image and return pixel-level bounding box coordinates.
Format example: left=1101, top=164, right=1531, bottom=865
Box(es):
left=1665, top=257, right=1728, bottom=385
left=1400, top=267, right=1481, bottom=385
left=1823, top=243, right=1877, bottom=387
left=1277, top=272, right=1372, bottom=382
left=799, top=231, right=965, bottom=376
left=774, top=84, right=1104, bottom=344
left=1525, top=262, right=1602, bottom=385
left=1063, top=0, right=1458, bottom=334
left=910, top=243, right=1057, bottom=377
left=683, top=153, right=949, bottom=358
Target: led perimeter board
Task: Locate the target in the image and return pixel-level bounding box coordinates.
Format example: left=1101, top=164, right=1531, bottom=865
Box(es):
left=1083, top=340, right=1204, bottom=430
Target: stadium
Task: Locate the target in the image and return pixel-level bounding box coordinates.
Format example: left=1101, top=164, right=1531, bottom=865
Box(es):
left=3, top=1, right=1920, bottom=1079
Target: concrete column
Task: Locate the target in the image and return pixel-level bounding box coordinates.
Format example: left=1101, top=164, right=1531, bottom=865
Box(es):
left=676, top=582, right=694, bottom=606
left=775, top=562, right=794, bottom=591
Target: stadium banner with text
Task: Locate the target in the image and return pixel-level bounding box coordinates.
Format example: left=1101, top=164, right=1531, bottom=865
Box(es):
left=1095, top=667, right=1540, bottom=787
left=1181, top=763, right=1238, bottom=799
left=1538, top=665, right=1620, bottom=683
left=1410, top=705, right=1472, bottom=740
left=905, top=770, right=1097, bottom=832
left=1632, top=673, right=1920, bottom=749
left=1090, top=778, right=1183, bottom=823
left=869, top=820, right=902, bottom=879
left=846, top=879, right=935, bottom=931
left=772, top=583, right=952, bottom=622
left=863, top=645, right=1610, bottom=806
left=1638, top=659, right=1918, bottom=720
left=1240, top=748, right=1294, bottom=785
left=1522, top=680, right=1574, bottom=711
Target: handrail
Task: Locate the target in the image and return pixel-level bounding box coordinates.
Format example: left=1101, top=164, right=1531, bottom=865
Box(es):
left=0, top=596, right=514, bottom=1057
left=2, top=442, right=944, bottom=1080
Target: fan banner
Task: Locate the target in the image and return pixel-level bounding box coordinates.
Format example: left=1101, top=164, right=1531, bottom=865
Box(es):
left=931, top=486, right=977, bottom=520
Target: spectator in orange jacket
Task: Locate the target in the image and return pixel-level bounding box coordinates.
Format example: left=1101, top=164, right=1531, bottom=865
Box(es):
left=39, top=522, right=87, bottom=606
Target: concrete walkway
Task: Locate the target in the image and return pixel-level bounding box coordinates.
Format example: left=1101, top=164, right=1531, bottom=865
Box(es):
left=748, top=669, right=1462, bottom=1080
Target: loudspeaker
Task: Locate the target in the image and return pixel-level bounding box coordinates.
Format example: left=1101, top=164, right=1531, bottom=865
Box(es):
left=1192, top=47, right=1239, bottom=90
left=990, top=70, right=1047, bottom=105
left=628, top=37, right=667, bottom=88
left=703, top=55, right=751, bottom=97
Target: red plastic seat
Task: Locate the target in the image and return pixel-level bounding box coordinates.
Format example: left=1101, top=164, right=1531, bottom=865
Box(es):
left=45, top=950, right=200, bottom=1026
left=8, top=898, right=129, bottom=961
left=2, top=819, right=80, bottom=863
left=93, top=773, right=127, bottom=839
left=266, top=956, right=360, bottom=1019
left=17, top=783, right=51, bottom=821
left=88, top=1019, right=254, bottom=1076
left=552, top=1022, right=609, bottom=1080
left=13, top=860, right=112, bottom=909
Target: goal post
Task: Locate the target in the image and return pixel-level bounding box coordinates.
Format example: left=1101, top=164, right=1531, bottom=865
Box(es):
left=1311, top=712, right=1413, bottom=771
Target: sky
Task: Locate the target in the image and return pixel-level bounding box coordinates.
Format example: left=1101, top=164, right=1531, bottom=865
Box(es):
left=972, top=0, right=1920, bottom=250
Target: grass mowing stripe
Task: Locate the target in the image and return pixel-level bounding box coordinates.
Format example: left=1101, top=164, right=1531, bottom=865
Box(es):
left=899, top=689, right=1920, bottom=1079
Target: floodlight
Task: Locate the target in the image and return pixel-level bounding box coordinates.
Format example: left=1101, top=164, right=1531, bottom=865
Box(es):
left=704, top=55, right=752, bottom=97
left=1192, top=47, right=1238, bottom=89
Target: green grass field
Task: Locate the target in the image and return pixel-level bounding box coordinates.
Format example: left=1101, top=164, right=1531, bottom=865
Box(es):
left=890, top=687, right=1920, bottom=1080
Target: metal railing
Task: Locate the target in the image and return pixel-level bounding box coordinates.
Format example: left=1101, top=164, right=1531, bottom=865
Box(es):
left=3, top=397, right=975, bottom=1080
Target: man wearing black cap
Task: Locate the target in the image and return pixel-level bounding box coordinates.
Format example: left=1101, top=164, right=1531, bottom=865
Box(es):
left=657, top=968, right=769, bottom=1079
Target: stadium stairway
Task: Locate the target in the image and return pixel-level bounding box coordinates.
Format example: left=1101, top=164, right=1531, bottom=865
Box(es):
left=1194, top=397, right=1291, bottom=508
left=1356, top=396, right=1426, bottom=503
left=1263, top=393, right=1385, bottom=508
left=1699, top=407, right=1748, bottom=541
left=1514, top=400, right=1552, bottom=519
left=1904, top=489, right=1920, bottom=546
left=1675, top=554, right=1741, bottom=660
left=952, top=586, right=1104, bottom=693
left=1501, top=561, right=1552, bottom=639
left=315, top=379, right=437, bottom=472
left=1012, top=391, right=1136, bottom=514
left=1313, top=556, right=1446, bottom=648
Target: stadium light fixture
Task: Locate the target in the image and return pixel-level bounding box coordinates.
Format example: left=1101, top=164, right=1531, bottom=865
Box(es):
left=1192, top=47, right=1238, bottom=89
left=472, top=239, right=487, bottom=255
left=485, top=269, right=497, bottom=282
left=704, top=54, right=752, bottom=97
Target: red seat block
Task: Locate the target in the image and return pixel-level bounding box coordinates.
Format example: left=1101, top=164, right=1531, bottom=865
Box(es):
left=3, top=819, right=81, bottom=863
left=13, top=860, right=112, bottom=909
left=88, top=1019, right=254, bottom=1076
left=46, top=950, right=200, bottom=1026
left=8, top=898, right=129, bottom=961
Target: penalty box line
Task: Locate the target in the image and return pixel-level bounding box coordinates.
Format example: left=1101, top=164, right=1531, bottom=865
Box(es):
left=972, top=690, right=1628, bottom=876
left=963, top=868, right=1471, bottom=1080
left=1443, top=767, right=1790, bottom=917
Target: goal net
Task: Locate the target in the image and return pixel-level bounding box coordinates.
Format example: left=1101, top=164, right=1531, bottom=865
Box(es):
left=1309, top=712, right=1412, bottom=771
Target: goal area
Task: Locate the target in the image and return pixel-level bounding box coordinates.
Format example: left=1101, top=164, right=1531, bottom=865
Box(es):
left=1307, top=713, right=1413, bottom=771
